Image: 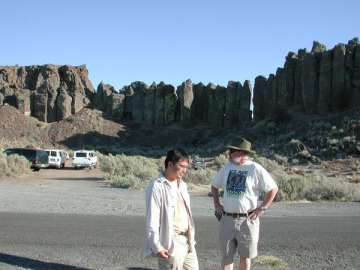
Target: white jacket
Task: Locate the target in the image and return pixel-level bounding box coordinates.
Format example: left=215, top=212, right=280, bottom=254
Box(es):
left=144, top=173, right=196, bottom=258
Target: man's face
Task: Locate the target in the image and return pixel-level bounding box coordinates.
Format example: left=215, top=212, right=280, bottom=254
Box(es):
left=168, top=159, right=188, bottom=181
left=228, top=149, right=246, bottom=164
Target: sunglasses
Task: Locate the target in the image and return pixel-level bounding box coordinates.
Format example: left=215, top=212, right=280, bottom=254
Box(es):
left=228, top=149, right=238, bottom=154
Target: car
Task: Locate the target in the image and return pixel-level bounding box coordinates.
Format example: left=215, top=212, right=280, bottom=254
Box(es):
left=3, top=148, right=49, bottom=171
left=192, top=158, right=206, bottom=170
left=72, top=150, right=97, bottom=170
left=44, top=149, right=66, bottom=169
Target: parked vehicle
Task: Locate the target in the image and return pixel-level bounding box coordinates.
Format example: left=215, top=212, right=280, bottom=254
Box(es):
left=192, top=158, right=206, bottom=170
left=3, top=148, right=49, bottom=171
left=72, top=150, right=97, bottom=169
left=44, top=149, right=66, bottom=169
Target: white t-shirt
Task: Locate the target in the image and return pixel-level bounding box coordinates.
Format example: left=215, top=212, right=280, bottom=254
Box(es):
left=211, top=160, right=278, bottom=213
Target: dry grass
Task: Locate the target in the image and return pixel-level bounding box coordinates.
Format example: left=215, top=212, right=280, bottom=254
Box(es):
left=254, top=255, right=289, bottom=268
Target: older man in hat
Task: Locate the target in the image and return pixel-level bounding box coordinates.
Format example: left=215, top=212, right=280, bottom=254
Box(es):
left=211, top=137, right=278, bottom=270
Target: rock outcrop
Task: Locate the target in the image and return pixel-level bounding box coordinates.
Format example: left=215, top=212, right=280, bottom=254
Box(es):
left=99, top=79, right=252, bottom=128
left=1, top=37, right=358, bottom=127
left=253, top=38, right=360, bottom=120
left=0, top=64, right=95, bottom=122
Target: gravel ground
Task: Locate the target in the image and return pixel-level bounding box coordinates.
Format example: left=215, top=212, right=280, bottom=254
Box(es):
left=1, top=167, right=360, bottom=218
left=1, top=166, right=360, bottom=270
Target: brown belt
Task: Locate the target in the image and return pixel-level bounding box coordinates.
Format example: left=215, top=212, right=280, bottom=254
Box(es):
left=223, top=211, right=248, bottom=218
left=177, top=231, right=188, bottom=236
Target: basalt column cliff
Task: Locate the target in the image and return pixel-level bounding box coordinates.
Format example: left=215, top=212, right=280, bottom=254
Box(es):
left=1, top=38, right=359, bottom=127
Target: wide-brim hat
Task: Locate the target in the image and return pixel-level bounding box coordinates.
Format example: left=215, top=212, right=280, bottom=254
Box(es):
left=226, top=137, right=256, bottom=154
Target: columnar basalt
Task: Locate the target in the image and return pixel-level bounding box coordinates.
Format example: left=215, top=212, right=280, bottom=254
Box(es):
left=1, top=38, right=358, bottom=127
left=0, top=64, right=95, bottom=122
left=253, top=38, right=360, bottom=119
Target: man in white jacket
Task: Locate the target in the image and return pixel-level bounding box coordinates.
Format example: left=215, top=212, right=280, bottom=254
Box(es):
left=211, top=137, right=278, bottom=270
left=145, top=149, right=199, bottom=270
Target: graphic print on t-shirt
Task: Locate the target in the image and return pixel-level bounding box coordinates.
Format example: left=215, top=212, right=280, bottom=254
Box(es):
left=226, top=170, right=248, bottom=198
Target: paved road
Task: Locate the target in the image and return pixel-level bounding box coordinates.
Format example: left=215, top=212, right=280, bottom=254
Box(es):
left=0, top=212, right=359, bottom=270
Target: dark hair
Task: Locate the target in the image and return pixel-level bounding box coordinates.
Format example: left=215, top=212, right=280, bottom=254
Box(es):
left=164, top=148, right=189, bottom=168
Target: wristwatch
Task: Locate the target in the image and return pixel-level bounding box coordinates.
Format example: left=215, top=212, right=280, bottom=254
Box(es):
left=260, top=206, right=267, bottom=211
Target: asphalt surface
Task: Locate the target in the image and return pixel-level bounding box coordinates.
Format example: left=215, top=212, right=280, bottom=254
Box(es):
left=0, top=212, right=359, bottom=270
left=1, top=167, right=360, bottom=269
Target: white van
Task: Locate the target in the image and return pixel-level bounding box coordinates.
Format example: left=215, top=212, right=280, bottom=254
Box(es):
left=72, top=150, right=97, bottom=169
left=44, top=149, right=66, bottom=169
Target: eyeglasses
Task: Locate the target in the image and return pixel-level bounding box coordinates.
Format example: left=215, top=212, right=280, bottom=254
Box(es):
left=228, top=149, right=238, bottom=154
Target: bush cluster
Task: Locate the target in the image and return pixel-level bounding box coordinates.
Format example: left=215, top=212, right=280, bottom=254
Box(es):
left=100, top=154, right=159, bottom=189
left=0, top=152, right=31, bottom=177
left=254, top=156, right=360, bottom=202
left=183, top=168, right=217, bottom=185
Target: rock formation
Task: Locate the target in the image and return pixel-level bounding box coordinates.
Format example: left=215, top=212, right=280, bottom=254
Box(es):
left=0, top=64, right=95, bottom=122
left=1, top=37, right=358, bottom=127
left=98, top=79, right=252, bottom=128
left=253, top=38, right=360, bottom=120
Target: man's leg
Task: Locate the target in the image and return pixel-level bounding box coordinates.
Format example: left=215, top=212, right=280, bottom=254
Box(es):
left=221, top=259, right=234, bottom=270
left=220, top=215, right=237, bottom=270
left=239, top=256, right=251, bottom=270
left=183, top=249, right=199, bottom=270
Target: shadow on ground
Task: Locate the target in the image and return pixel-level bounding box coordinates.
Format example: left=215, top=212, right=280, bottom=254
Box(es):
left=0, top=252, right=91, bottom=270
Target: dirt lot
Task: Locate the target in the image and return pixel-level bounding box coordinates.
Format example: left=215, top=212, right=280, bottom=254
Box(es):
left=1, top=162, right=360, bottom=218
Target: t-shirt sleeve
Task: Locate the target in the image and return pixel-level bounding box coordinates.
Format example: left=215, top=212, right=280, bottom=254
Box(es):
left=211, top=166, right=225, bottom=188
left=256, top=164, right=278, bottom=192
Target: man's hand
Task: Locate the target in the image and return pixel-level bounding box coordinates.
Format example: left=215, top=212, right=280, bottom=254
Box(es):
left=157, top=249, right=169, bottom=259
left=248, top=207, right=265, bottom=220
left=215, top=202, right=224, bottom=215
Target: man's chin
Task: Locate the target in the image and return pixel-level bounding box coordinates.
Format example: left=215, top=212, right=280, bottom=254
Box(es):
left=230, top=158, right=240, bottom=164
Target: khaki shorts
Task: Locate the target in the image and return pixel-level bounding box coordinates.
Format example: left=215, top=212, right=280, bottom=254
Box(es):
left=219, top=215, right=259, bottom=262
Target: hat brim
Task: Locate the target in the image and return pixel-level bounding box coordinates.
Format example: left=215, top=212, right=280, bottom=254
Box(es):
left=227, top=145, right=256, bottom=154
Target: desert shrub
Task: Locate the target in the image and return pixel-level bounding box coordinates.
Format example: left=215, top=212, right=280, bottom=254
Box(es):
left=252, top=155, right=281, bottom=173
left=100, top=154, right=159, bottom=189
left=304, top=176, right=360, bottom=201
left=112, top=174, right=143, bottom=189
left=265, top=121, right=281, bottom=135
left=183, top=168, right=217, bottom=185
left=0, top=152, right=31, bottom=177
left=155, top=156, right=166, bottom=171
left=274, top=154, right=288, bottom=165
left=214, top=154, right=228, bottom=168
left=272, top=170, right=307, bottom=201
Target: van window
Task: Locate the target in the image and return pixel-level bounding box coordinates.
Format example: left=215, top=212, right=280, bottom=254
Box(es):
left=46, top=151, right=57, bottom=157
left=76, top=153, right=87, bottom=158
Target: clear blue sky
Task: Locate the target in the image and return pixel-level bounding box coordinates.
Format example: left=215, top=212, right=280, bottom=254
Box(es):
left=2, top=0, right=359, bottom=92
